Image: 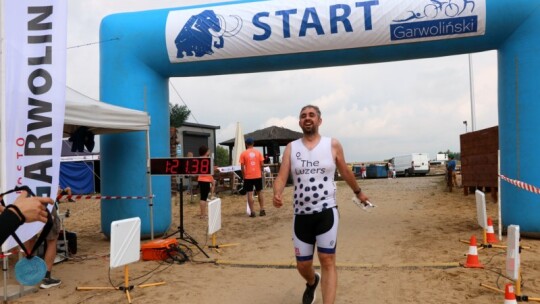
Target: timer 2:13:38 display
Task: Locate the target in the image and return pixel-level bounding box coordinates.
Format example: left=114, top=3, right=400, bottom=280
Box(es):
left=150, top=158, right=213, bottom=175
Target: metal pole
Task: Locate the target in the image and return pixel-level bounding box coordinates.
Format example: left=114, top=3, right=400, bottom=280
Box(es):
left=179, top=178, right=184, bottom=239
left=498, top=150, right=502, bottom=240
left=146, top=129, right=154, bottom=240
left=468, top=54, right=477, bottom=131
left=143, top=86, right=154, bottom=240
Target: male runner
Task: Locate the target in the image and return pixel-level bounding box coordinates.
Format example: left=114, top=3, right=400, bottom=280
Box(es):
left=273, top=105, right=370, bottom=304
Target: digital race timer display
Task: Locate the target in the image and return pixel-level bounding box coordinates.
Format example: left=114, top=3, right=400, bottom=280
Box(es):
left=150, top=157, right=213, bottom=175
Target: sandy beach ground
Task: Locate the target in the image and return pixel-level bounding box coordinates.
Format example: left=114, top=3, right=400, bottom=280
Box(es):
left=6, top=174, right=540, bottom=304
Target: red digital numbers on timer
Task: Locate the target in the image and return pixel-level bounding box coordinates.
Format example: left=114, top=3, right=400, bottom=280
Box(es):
left=150, top=158, right=212, bottom=175
left=165, top=159, right=180, bottom=174
left=185, top=159, right=210, bottom=174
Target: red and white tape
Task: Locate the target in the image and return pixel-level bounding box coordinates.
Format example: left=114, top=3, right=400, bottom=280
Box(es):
left=56, top=195, right=154, bottom=201
left=499, top=175, right=540, bottom=195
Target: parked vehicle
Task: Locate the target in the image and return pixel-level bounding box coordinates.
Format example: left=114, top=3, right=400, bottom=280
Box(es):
left=391, top=153, right=430, bottom=176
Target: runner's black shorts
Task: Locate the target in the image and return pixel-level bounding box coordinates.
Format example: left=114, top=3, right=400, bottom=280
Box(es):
left=243, top=178, right=263, bottom=192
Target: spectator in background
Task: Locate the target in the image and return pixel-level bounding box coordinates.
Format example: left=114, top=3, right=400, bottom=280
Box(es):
left=39, top=202, right=63, bottom=289
left=360, top=163, right=367, bottom=179
left=240, top=137, right=266, bottom=217
left=446, top=155, right=457, bottom=192
left=197, top=145, right=214, bottom=219
left=25, top=199, right=63, bottom=289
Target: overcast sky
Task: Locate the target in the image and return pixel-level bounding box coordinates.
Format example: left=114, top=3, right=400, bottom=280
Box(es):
left=66, top=0, right=498, bottom=162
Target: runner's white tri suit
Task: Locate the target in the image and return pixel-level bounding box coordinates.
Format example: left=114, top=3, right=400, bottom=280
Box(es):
left=290, top=137, right=339, bottom=261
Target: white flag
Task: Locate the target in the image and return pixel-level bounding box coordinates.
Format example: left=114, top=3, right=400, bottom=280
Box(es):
left=2, top=0, right=67, bottom=251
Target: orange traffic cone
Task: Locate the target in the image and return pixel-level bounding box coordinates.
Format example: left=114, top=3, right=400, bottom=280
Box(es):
left=504, top=283, right=518, bottom=304
left=486, top=217, right=498, bottom=244
left=464, top=235, right=483, bottom=268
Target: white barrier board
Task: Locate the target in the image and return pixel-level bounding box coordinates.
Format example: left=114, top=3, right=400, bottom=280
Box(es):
left=475, top=190, right=487, bottom=229
left=110, top=217, right=141, bottom=268
left=506, top=225, right=520, bottom=281
left=208, top=198, right=222, bottom=235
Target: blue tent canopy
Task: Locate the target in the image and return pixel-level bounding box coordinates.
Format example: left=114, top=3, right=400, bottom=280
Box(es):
left=59, top=161, right=95, bottom=194
left=60, top=140, right=99, bottom=195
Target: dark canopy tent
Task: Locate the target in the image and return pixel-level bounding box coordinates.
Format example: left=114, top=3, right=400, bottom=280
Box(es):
left=219, top=126, right=302, bottom=165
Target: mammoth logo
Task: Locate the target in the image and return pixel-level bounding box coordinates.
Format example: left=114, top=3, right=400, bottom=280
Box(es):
left=174, top=10, right=243, bottom=59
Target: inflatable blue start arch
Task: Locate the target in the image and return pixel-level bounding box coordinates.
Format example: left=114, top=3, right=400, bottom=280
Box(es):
left=100, top=0, right=540, bottom=237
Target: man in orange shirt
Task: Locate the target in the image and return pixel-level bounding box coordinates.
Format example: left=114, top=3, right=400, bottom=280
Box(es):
left=240, top=138, right=265, bottom=217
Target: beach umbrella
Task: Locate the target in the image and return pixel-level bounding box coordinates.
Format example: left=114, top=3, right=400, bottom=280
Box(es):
left=231, top=122, right=245, bottom=166
left=231, top=122, right=250, bottom=214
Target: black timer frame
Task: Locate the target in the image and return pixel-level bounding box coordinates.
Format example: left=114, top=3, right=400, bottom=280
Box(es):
left=151, top=158, right=212, bottom=258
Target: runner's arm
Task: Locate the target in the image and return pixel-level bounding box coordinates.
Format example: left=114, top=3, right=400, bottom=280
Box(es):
left=239, top=154, right=246, bottom=178
left=332, top=138, right=369, bottom=202
left=273, top=143, right=292, bottom=208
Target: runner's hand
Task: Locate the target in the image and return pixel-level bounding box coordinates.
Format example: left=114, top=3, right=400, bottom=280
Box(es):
left=13, top=191, right=53, bottom=223
left=273, top=193, right=283, bottom=208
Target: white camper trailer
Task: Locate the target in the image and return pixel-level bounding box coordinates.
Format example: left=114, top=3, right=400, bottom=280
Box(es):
left=391, top=153, right=430, bottom=176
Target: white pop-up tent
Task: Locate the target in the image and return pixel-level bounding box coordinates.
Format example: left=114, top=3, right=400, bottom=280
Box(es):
left=64, top=87, right=150, bottom=135
left=63, top=87, right=156, bottom=238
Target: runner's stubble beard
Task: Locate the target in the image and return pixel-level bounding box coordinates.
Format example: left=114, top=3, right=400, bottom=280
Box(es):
left=301, top=120, right=318, bottom=136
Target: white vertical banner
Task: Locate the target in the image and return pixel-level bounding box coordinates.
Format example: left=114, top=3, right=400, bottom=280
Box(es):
left=2, top=1, right=67, bottom=251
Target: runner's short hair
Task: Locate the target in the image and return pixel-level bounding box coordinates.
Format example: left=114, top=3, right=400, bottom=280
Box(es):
left=300, top=105, right=321, bottom=118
